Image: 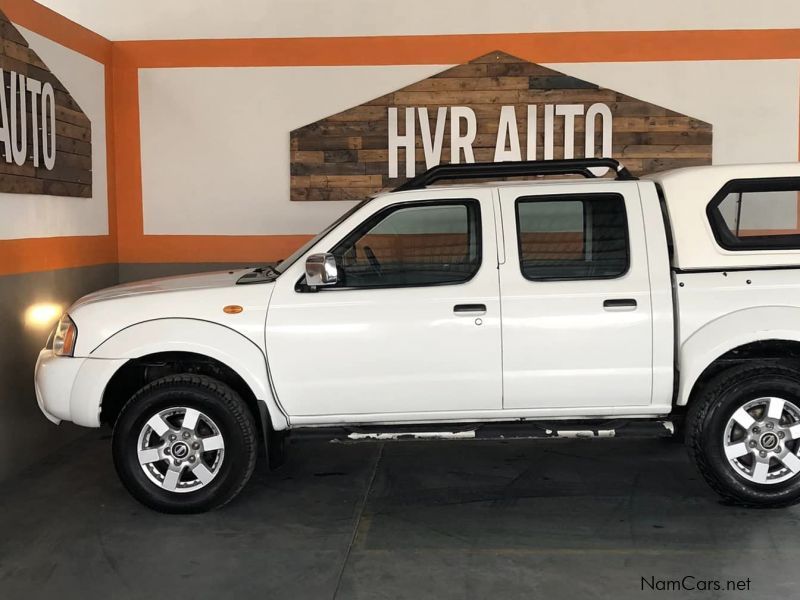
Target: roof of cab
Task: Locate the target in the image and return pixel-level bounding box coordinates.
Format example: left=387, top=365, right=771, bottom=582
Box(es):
left=389, top=176, right=629, bottom=195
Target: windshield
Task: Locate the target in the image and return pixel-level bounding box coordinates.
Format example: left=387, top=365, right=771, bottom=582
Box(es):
left=273, top=198, right=373, bottom=274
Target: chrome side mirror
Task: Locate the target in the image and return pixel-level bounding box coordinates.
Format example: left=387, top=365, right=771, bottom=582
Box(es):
left=305, top=253, right=338, bottom=287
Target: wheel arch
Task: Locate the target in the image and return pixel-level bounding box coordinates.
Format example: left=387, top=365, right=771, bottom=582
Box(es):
left=92, top=318, right=288, bottom=432
left=679, top=306, right=800, bottom=407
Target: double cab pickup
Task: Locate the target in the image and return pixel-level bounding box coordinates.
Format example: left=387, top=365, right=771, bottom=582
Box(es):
left=34, top=158, right=800, bottom=512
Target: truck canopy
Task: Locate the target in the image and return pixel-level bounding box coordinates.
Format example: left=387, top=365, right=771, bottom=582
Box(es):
left=645, top=163, right=800, bottom=271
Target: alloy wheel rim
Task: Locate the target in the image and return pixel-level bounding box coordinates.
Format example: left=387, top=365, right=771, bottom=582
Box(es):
left=723, top=397, right=800, bottom=485
left=136, top=406, right=225, bottom=493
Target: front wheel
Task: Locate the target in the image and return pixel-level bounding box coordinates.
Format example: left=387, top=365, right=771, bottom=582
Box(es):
left=112, top=374, right=257, bottom=513
left=687, top=362, right=800, bottom=507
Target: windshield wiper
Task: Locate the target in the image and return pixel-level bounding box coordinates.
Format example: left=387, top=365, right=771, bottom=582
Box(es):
left=237, top=265, right=279, bottom=285
left=253, top=265, right=279, bottom=276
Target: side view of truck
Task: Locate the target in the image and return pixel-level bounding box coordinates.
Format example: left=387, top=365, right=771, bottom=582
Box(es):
left=34, top=158, right=800, bottom=513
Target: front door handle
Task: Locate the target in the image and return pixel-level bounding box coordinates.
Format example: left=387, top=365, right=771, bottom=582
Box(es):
left=603, top=298, right=637, bottom=311
left=454, top=303, right=487, bottom=315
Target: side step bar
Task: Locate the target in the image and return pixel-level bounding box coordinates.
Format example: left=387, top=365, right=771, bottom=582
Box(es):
left=289, top=419, right=675, bottom=443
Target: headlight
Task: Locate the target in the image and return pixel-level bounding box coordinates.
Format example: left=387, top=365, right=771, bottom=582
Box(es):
left=53, top=314, right=78, bottom=356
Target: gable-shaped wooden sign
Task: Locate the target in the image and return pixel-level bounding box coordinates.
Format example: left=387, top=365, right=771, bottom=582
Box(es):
left=290, top=51, right=711, bottom=201
left=0, top=9, right=91, bottom=197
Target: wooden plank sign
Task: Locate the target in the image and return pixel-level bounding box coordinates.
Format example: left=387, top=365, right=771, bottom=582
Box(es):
left=290, top=51, right=712, bottom=201
left=0, top=9, right=91, bottom=197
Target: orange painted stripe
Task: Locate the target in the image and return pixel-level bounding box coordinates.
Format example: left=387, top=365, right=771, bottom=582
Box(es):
left=128, top=235, right=313, bottom=264
left=114, top=29, right=800, bottom=69
left=109, top=58, right=319, bottom=265
left=0, top=0, right=111, bottom=64
left=105, top=62, right=118, bottom=249
left=0, top=235, right=116, bottom=275
left=112, top=60, right=142, bottom=263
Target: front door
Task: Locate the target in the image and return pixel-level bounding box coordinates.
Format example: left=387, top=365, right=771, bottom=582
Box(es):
left=498, top=182, right=653, bottom=409
left=265, top=189, right=502, bottom=420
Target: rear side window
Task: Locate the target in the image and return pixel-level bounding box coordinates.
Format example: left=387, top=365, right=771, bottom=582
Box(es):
left=707, top=178, right=800, bottom=250
left=515, top=193, right=629, bottom=280
left=331, top=200, right=481, bottom=289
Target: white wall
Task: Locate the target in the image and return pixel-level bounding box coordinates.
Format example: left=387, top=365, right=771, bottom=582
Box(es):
left=0, top=27, right=108, bottom=240
left=138, top=60, right=800, bottom=236
left=35, top=0, right=800, bottom=41
left=139, top=65, right=443, bottom=235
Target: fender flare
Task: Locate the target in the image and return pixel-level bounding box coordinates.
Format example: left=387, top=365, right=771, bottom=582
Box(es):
left=91, top=318, right=289, bottom=430
left=678, top=306, right=800, bottom=405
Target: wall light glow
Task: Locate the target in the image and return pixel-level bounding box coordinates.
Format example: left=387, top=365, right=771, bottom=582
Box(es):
left=25, top=303, right=62, bottom=328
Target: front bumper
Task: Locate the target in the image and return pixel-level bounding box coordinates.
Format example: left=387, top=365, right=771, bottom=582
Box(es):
left=34, top=349, right=127, bottom=427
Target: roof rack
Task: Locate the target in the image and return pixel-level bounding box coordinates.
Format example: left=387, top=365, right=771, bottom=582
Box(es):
left=391, top=158, right=637, bottom=192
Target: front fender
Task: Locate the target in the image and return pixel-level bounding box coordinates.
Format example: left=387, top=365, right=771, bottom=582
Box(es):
left=678, top=306, right=800, bottom=405
left=91, top=318, right=288, bottom=429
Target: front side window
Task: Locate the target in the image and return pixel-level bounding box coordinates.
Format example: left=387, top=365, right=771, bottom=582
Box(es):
left=330, top=200, right=481, bottom=289
left=516, top=193, right=629, bottom=280
left=708, top=178, right=800, bottom=250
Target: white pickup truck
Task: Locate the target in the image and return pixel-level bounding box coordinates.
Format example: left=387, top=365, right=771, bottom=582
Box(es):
left=34, top=158, right=800, bottom=513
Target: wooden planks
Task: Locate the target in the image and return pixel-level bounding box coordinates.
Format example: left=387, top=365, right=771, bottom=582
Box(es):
left=289, top=51, right=712, bottom=202
left=0, top=9, right=91, bottom=197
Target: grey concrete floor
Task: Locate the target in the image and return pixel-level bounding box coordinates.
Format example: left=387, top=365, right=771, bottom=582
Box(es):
left=1, top=432, right=799, bottom=599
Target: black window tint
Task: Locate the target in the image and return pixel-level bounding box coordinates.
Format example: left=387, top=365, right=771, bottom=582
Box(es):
left=708, top=178, right=800, bottom=250
left=331, top=200, right=481, bottom=288
left=516, top=194, right=629, bottom=280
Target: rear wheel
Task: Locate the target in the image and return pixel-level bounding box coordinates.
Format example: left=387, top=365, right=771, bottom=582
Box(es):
left=687, top=363, right=800, bottom=507
left=112, top=374, right=257, bottom=513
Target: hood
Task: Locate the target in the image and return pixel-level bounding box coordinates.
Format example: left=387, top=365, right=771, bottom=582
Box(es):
left=71, top=269, right=252, bottom=310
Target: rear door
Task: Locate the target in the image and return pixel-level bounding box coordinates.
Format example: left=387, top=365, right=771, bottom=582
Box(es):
left=498, top=182, right=653, bottom=409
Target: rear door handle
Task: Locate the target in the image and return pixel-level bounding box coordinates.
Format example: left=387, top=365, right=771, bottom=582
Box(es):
left=603, top=298, right=637, bottom=311
left=454, top=303, right=487, bottom=315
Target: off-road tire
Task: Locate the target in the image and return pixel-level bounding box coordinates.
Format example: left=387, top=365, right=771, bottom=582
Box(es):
left=686, top=362, right=800, bottom=507
left=112, top=374, right=257, bottom=513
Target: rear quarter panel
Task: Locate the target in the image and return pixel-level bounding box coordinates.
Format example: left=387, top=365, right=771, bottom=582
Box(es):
left=676, top=269, right=800, bottom=404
